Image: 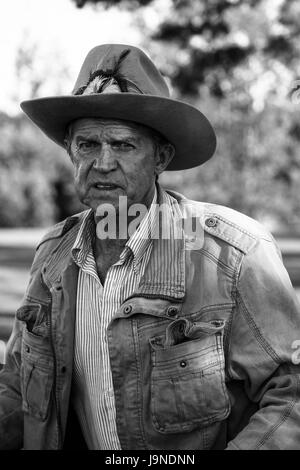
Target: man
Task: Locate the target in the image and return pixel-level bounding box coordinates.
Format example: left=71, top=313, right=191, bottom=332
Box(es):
left=0, top=44, right=300, bottom=450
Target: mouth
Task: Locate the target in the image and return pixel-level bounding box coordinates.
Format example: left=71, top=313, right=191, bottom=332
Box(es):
left=92, top=183, right=120, bottom=191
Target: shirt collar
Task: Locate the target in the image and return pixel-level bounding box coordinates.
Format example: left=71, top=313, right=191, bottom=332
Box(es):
left=71, top=184, right=181, bottom=280
left=71, top=188, right=158, bottom=270
left=71, top=209, right=95, bottom=268
left=125, top=186, right=157, bottom=270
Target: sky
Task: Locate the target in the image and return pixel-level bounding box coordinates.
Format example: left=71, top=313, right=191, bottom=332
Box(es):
left=0, top=0, right=145, bottom=114
left=0, top=0, right=290, bottom=115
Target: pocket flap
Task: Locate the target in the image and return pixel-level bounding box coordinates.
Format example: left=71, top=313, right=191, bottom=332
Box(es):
left=17, top=303, right=48, bottom=337
left=164, top=318, right=225, bottom=347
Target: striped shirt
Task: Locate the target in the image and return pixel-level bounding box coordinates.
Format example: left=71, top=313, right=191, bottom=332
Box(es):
left=71, top=188, right=159, bottom=449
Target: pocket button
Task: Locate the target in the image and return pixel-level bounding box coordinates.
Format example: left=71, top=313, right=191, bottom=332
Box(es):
left=123, top=305, right=132, bottom=315
left=205, top=217, right=218, bottom=228
left=166, top=306, right=178, bottom=317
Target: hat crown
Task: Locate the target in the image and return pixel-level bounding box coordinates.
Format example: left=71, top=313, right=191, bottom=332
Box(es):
left=72, top=44, right=170, bottom=98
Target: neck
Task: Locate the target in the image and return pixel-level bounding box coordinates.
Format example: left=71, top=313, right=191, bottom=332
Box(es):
left=93, top=183, right=156, bottom=244
left=92, top=184, right=157, bottom=283
left=93, top=238, right=126, bottom=285
left=95, top=236, right=127, bottom=253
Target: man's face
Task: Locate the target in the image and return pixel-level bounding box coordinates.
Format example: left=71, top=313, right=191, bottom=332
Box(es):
left=67, top=118, right=171, bottom=211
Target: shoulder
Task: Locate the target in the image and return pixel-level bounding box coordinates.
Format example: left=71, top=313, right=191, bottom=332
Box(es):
left=167, top=189, right=274, bottom=255
left=27, top=209, right=91, bottom=276
left=201, top=203, right=274, bottom=254
left=36, top=209, right=91, bottom=250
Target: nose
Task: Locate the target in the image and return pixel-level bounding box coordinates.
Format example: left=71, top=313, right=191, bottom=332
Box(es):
left=92, top=143, right=117, bottom=173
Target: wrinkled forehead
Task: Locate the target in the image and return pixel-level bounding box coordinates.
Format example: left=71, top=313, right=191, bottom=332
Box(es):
left=68, top=117, right=154, bottom=139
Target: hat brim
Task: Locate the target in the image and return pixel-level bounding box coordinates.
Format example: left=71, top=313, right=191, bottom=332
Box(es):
left=20, top=93, right=216, bottom=171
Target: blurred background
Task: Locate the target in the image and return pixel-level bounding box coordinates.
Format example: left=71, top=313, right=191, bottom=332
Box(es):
left=1, top=0, right=300, bottom=361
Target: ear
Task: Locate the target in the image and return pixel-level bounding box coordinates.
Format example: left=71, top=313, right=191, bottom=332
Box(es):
left=64, top=123, right=74, bottom=161
left=64, top=139, right=74, bottom=162
left=154, top=143, right=175, bottom=175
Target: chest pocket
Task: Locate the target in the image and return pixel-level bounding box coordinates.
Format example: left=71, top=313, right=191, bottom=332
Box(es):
left=149, top=318, right=230, bottom=434
left=20, top=321, right=54, bottom=422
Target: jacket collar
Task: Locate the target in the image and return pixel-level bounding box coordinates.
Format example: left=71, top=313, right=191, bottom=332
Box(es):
left=42, top=185, right=186, bottom=300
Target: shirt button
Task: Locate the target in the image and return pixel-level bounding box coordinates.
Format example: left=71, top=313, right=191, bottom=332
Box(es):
left=25, top=345, right=30, bottom=353
left=180, top=360, right=187, bottom=368
left=205, top=217, right=218, bottom=228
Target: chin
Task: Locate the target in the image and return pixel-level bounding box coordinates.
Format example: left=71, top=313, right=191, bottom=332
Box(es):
left=85, top=195, right=120, bottom=212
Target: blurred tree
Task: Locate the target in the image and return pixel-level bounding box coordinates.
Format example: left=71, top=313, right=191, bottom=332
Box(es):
left=12, top=37, right=71, bottom=104
left=70, top=0, right=300, bottom=97
left=1, top=0, right=300, bottom=231
left=70, top=0, right=300, bottom=233
left=0, top=38, right=85, bottom=227
left=73, top=0, right=152, bottom=7
left=0, top=111, right=84, bottom=227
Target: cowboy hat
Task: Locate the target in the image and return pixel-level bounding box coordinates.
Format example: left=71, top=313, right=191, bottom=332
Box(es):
left=20, top=44, right=216, bottom=171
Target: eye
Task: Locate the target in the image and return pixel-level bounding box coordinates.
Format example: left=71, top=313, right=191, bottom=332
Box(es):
left=78, top=140, right=98, bottom=151
left=112, top=140, right=135, bottom=150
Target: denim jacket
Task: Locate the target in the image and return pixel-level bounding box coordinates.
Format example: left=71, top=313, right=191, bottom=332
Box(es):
left=1, top=188, right=300, bottom=450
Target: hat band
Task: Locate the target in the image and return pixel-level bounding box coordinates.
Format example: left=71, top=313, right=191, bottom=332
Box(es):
left=74, top=73, right=143, bottom=96
left=73, top=48, right=143, bottom=96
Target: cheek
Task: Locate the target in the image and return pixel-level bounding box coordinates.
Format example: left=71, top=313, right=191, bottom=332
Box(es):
left=70, top=148, right=87, bottom=176
left=133, top=151, right=156, bottom=175
left=73, top=160, right=87, bottom=182
left=72, top=165, right=81, bottom=186
left=126, top=159, right=154, bottom=187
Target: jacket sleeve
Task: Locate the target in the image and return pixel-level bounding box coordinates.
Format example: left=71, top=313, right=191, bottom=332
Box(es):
left=0, top=318, right=24, bottom=449
left=0, top=241, right=49, bottom=450
left=226, top=237, right=300, bottom=450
